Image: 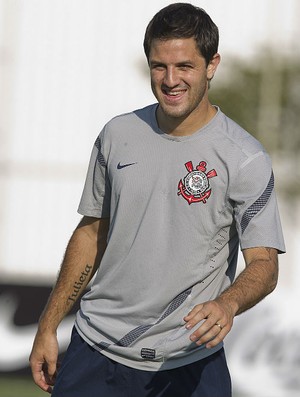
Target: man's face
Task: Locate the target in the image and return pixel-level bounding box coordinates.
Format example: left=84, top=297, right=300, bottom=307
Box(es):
left=149, top=37, right=218, bottom=132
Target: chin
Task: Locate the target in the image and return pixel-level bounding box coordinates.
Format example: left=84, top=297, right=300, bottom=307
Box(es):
left=160, top=105, right=189, bottom=120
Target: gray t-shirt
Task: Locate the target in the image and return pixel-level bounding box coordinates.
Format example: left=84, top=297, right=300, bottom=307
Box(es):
left=75, top=105, right=285, bottom=371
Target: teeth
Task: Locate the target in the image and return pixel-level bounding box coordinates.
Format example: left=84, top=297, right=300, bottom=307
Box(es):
left=166, top=91, right=184, bottom=96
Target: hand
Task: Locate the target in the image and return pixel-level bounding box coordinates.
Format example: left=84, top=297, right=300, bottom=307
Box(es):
left=29, top=330, right=59, bottom=393
left=183, top=298, right=235, bottom=349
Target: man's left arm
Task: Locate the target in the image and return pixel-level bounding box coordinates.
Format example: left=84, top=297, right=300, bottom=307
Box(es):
left=184, top=247, right=279, bottom=348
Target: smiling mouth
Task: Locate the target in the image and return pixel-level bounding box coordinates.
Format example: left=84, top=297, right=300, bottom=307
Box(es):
left=162, top=88, right=187, bottom=101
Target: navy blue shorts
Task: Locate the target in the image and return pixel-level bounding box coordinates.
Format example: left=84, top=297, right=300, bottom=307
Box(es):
left=52, top=327, right=231, bottom=397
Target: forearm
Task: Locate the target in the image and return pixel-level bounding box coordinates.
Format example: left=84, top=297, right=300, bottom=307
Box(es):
left=38, top=217, right=109, bottom=333
left=217, top=247, right=279, bottom=316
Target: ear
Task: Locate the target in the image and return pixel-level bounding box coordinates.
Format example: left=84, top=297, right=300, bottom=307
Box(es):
left=207, top=53, right=221, bottom=80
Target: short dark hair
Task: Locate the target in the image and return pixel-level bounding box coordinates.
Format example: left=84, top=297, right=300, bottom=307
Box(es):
left=144, top=3, right=219, bottom=66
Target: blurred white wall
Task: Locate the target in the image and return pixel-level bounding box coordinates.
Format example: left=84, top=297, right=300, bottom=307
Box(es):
left=0, top=1, right=299, bottom=396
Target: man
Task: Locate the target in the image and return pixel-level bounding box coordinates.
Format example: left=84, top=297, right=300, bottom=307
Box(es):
left=29, top=3, right=285, bottom=397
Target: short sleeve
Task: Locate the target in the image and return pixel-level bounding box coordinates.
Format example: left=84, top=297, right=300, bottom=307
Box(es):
left=230, top=151, right=285, bottom=253
left=77, top=133, right=111, bottom=218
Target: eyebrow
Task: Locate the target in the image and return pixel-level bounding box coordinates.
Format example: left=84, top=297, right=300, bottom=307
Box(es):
left=150, top=60, right=195, bottom=66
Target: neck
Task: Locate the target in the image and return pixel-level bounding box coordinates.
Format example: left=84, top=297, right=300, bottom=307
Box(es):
left=157, top=102, right=217, bottom=136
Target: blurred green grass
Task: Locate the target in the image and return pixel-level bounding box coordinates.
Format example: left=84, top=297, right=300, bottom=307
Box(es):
left=0, top=376, right=45, bottom=397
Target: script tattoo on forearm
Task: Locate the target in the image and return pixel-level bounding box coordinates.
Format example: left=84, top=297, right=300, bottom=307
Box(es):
left=67, top=264, right=92, bottom=304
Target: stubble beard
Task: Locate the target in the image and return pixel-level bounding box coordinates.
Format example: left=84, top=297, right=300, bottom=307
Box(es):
left=158, top=90, right=207, bottom=124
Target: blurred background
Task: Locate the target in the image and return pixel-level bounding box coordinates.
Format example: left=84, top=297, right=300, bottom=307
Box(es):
left=0, top=0, right=299, bottom=396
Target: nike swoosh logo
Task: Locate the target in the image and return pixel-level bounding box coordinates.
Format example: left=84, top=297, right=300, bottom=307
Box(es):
left=117, top=162, right=137, bottom=170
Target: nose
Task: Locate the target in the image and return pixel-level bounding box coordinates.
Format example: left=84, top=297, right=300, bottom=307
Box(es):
left=163, top=66, right=180, bottom=88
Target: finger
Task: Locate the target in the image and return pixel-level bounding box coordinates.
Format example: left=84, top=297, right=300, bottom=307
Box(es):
left=184, top=304, right=205, bottom=322
left=185, top=307, right=219, bottom=331
left=188, top=313, right=224, bottom=338
left=206, top=325, right=227, bottom=349
left=47, top=360, right=57, bottom=380
left=189, top=318, right=219, bottom=342
left=31, top=362, right=53, bottom=393
left=184, top=300, right=226, bottom=328
left=191, top=323, right=227, bottom=348
left=43, top=360, right=57, bottom=387
left=184, top=307, right=213, bottom=330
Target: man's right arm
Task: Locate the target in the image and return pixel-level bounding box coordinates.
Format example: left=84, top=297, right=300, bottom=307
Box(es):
left=29, top=216, right=109, bottom=393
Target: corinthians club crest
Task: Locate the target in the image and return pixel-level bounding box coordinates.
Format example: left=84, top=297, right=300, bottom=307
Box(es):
left=178, top=161, right=217, bottom=205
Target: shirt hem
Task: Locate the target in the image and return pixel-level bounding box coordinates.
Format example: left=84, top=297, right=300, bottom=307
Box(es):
left=75, top=322, right=223, bottom=372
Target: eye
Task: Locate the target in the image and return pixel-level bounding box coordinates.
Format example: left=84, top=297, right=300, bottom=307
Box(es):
left=178, top=64, right=193, bottom=71
left=150, top=63, right=165, bottom=71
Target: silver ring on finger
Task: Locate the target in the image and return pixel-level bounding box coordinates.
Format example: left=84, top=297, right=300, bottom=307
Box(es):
left=215, top=322, right=223, bottom=330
